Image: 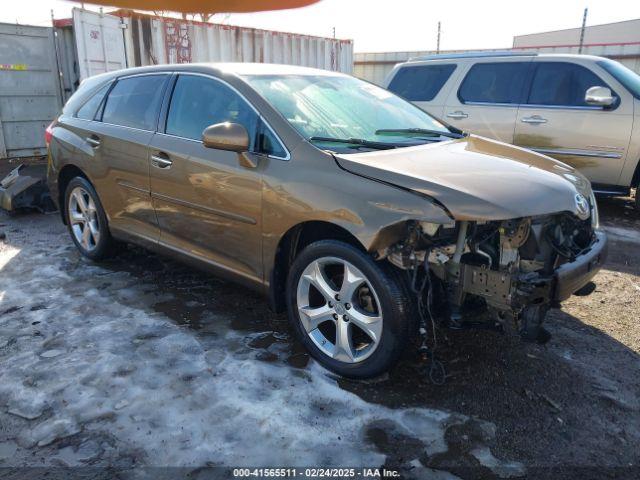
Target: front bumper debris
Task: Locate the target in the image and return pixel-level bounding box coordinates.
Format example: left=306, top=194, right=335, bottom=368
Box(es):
left=553, top=230, right=607, bottom=302
left=0, top=164, right=55, bottom=213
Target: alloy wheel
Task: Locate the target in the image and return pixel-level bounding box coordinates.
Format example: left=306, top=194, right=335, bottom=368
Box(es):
left=296, top=256, right=383, bottom=363
left=68, top=186, right=100, bottom=252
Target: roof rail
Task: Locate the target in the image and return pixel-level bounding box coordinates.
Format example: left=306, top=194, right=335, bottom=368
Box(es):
left=408, top=51, right=538, bottom=62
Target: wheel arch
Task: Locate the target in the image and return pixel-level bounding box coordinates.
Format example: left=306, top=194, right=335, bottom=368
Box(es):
left=57, top=164, right=91, bottom=224
left=268, top=220, right=367, bottom=313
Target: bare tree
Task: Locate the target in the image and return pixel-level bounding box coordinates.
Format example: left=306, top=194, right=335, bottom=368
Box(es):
left=198, top=13, right=214, bottom=22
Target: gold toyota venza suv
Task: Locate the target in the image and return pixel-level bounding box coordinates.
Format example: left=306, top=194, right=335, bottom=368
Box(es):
left=47, top=63, right=607, bottom=378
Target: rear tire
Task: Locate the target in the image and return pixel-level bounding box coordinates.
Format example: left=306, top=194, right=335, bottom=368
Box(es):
left=286, top=240, right=414, bottom=378
left=63, top=176, right=115, bottom=261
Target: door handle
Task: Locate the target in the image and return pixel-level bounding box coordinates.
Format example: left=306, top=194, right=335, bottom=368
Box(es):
left=151, top=153, right=173, bottom=169
left=521, top=115, right=548, bottom=125
left=446, top=111, right=468, bottom=120
left=86, top=136, right=101, bottom=148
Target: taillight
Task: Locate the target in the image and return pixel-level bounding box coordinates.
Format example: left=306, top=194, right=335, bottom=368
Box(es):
left=45, top=121, right=55, bottom=146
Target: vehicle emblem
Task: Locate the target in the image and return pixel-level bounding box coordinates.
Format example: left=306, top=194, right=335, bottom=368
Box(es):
left=574, top=194, right=590, bottom=220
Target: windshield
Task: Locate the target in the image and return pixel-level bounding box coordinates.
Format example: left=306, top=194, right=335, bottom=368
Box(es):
left=242, top=74, right=455, bottom=151
left=597, top=59, right=640, bottom=100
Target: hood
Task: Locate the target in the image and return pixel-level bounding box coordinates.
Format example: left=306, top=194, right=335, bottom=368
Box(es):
left=334, top=135, right=592, bottom=221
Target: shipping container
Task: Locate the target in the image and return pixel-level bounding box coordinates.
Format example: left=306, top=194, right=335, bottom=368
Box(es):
left=0, top=22, right=62, bottom=159
left=1, top=9, right=353, bottom=160
left=53, top=8, right=353, bottom=98
left=72, top=8, right=128, bottom=80
left=113, top=10, right=353, bottom=74
left=54, top=8, right=128, bottom=103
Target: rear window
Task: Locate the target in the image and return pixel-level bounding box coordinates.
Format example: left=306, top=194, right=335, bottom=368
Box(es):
left=387, top=64, right=456, bottom=101
left=76, top=83, right=110, bottom=120
left=458, top=62, right=529, bottom=104
left=526, top=62, right=607, bottom=107
left=102, top=75, right=167, bottom=131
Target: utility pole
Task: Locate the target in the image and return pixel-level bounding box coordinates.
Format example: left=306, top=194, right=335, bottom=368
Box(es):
left=578, top=7, right=588, bottom=54
left=436, top=21, right=441, bottom=53
left=332, top=27, right=336, bottom=39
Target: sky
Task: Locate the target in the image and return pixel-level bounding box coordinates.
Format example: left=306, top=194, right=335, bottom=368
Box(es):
left=2, top=0, right=640, bottom=52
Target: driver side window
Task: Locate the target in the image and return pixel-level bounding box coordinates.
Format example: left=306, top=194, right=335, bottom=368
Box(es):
left=166, top=75, right=259, bottom=147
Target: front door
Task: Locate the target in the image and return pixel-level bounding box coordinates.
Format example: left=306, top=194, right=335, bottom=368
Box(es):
left=443, top=60, right=531, bottom=144
left=514, top=60, right=634, bottom=186
left=149, top=74, right=266, bottom=284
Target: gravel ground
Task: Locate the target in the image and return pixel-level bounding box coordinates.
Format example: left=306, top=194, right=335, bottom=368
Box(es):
left=0, top=196, right=638, bottom=479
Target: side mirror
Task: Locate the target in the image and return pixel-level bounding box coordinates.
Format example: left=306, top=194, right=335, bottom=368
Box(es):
left=202, top=122, right=249, bottom=152
left=585, top=86, right=616, bottom=108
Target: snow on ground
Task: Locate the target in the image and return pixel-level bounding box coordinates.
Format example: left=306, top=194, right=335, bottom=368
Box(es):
left=0, top=214, right=520, bottom=476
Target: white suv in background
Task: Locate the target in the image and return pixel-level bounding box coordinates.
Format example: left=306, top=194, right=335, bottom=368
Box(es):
left=384, top=52, right=640, bottom=207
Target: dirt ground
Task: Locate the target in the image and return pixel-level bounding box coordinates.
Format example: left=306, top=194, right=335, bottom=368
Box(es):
left=0, top=195, right=638, bottom=479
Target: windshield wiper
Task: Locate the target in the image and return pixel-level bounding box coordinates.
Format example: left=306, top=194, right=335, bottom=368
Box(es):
left=374, top=128, right=465, bottom=139
left=309, top=136, right=397, bottom=150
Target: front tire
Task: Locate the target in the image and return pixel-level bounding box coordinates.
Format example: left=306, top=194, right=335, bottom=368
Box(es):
left=64, top=176, right=115, bottom=261
left=286, top=240, right=414, bottom=378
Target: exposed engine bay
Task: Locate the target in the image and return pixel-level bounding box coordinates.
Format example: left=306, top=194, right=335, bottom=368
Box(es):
left=380, top=210, right=606, bottom=343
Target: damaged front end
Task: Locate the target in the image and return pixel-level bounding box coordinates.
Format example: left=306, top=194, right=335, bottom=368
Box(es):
left=380, top=202, right=607, bottom=343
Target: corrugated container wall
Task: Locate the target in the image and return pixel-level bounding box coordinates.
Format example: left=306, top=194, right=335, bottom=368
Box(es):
left=114, top=11, right=353, bottom=74
left=0, top=23, right=62, bottom=159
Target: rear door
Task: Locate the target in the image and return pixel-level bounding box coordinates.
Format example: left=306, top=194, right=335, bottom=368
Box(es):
left=149, top=73, right=285, bottom=284
left=443, top=60, right=531, bottom=143
left=386, top=62, right=458, bottom=119
left=514, top=60, right=634, bottom=186
left=88, top=73, right=170, bottom=244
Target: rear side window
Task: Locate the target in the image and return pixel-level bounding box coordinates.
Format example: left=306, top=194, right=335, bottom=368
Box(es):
left=388, top=64, right=456, bottom=101
left=102, top=75, right=167, bottom=130
left=458, top=62, right=529, bottom=104
left=76, top=83, right=110, bottom=120
left=166, top=75, right=258, bottom=145
left=527, top=62, right=608, bottom=107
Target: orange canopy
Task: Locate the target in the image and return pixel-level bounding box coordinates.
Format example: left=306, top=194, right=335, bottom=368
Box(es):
left=75, top=0, right=320, bottom=14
